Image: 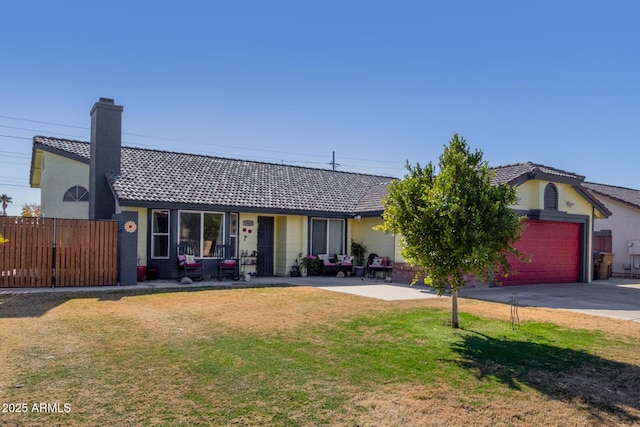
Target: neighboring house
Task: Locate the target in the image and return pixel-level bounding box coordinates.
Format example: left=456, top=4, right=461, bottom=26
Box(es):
left=582, top=182, right=640, bottom=277
left=30, top=98, right=400, bottom=280
left=29, top=98, right=609, bottom=285
left=488, top=163, right=610, bottom=285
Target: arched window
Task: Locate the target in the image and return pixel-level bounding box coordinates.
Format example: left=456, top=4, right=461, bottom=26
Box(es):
left=544, top=183, right=558, bottom=210
left=63, top=186, right=89, bottom=202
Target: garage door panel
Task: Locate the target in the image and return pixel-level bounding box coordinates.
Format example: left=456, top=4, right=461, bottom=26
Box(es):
left=498, top=220, right=580, bottom=286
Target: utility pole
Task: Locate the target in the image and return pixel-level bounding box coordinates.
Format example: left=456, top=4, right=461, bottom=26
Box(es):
left=329, top=151, right=341, bottom=171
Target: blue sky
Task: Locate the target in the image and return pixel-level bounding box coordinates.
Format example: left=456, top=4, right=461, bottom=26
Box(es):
left=2, top=1, right=639, bottom=216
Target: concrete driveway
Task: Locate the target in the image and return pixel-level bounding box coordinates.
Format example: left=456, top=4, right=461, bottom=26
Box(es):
left=290, top=276, right=640, bottom=322
left=459, top=278, right=640, bottom=322
left=310, top=277, right=640, bottom=322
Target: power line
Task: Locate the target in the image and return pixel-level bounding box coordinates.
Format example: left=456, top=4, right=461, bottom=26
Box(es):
left=0, top=114, right=87, bottom=129
left=0, top=113, right=409, bottom=175
left=0, top=134, right=31, bottom=141
left=0, top=183, right=33, bottom=188
left=0, top=125, right=88, bottom=141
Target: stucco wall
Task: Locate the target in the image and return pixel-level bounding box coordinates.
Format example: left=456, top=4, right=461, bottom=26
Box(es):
left=350, top=217, right=397, bottom=262
left=592, top=195, right=640, bottom=276
left=40, top=152, right=90, bottom=219
left=514, top=180, right=593, bottom=216
left=238, top=214, right=308, bottom=276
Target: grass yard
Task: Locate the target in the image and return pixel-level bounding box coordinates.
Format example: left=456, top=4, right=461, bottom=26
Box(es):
left=1, top=285, right=640, bottom=426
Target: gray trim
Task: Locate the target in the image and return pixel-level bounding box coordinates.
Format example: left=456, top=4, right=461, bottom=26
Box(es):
left=116, top=199, right=356, bottom=218
left=544, top=183, right=559, bottom=210
left=33, top=143, right=90, bottom=165
left=534, top=171, right=582, bottom=186
left=574, top=185, right=611, bottom=217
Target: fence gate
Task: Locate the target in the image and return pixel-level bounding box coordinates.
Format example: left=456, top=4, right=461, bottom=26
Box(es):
left=0, top=217, right=118, bottom=288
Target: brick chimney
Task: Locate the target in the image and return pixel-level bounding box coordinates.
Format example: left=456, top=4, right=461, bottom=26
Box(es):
left=89, top=97, right=123, bottom=220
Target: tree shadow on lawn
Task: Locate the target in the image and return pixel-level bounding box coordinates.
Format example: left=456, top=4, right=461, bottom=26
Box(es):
left=453, top=332, right=640, bottom=424
left=0, top=283, right=294, bottom=318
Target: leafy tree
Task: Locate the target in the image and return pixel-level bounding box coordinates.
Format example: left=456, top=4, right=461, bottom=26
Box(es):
left=378, top=134, right=523, bottom=328
left=0, top=194, right=12, bottom=216
left=21, top=203, right=42, bottom=218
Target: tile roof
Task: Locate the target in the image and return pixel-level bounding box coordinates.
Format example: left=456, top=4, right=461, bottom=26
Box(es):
left=33, top=136, right=394, bottom=215
left=582, top=182, right=640, bottom=210
left=490, top=162, right=585, bottom=186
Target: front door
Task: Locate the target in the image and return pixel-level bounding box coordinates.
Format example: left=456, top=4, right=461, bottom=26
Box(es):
left=257, top=216, right=274, bottom=276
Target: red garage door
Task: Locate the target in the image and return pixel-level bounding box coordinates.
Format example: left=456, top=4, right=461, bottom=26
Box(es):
left=498, top=220, right=581, bottom=286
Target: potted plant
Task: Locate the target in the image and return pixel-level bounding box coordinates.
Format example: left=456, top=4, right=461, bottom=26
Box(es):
left=290, top=254, right=302, bottom=277
left=351, top=239, right=367, bottom=277
left=300, top=255, right=322, bottom=276
left=137, top=257, right=147, bottom=282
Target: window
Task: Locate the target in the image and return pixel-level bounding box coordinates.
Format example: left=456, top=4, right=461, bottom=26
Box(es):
left=311, top=218, right=345, bottom=255
left=544, top=183, right=558, bottom=210
left=179, top=211, right=224, bottom=257
left=63, top=186, right=89, bottom=202
left=151, top=210, right=170, bottom=258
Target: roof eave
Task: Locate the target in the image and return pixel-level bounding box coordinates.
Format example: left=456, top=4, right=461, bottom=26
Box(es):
left=574, top=186, right=611, bottom=218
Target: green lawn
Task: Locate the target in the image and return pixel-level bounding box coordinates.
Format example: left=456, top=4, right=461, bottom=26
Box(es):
left=1, top=287, right=639, bottom=426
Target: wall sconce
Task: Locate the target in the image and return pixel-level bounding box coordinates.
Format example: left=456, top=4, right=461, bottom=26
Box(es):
left=353, top=215, right=362, bottom=221
left=566, top=201, right=575, bottom=208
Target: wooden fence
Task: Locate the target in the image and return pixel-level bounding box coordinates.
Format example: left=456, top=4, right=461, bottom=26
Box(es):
left=0, top=217, right=118, bottom=288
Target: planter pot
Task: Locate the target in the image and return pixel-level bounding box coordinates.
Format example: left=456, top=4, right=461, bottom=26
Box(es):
left=355, top=266, right=365, bottom=277
left=137, top=266, right=147, bottom=282
left=146, top=267, right=159, bottom=280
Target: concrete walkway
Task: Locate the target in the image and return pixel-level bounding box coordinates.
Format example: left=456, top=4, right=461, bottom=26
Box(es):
left=0, top=275, right=439, bottom=301
left=2, top=275, right=640, bottom=322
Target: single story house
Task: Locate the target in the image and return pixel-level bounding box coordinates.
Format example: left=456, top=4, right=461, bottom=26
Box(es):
left=30, top=97, right=609, bottom=285
left=30, top=98, right=401, bottom=281
left=582, top=182, right=640, bottom=277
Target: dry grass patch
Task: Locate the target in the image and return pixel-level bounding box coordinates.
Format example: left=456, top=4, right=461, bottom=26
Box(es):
left=0, top=285, right=639, bottom=426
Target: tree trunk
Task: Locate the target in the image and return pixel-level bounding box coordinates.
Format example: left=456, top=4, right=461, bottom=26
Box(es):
left=451, top=288, right=459, bottom=328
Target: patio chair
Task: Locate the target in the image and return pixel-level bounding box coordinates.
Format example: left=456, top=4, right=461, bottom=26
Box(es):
left=367, top=255, right=392, bottom=279
left=211, top=244, right=240, bottom=281
left=177, top=242, right=204, bottom=281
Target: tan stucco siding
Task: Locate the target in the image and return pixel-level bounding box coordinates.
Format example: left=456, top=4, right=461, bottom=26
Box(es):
left=275, top=216, right=288, bottom=275
left=514, top=180, right=593, bottom=216
left=39, top=152, right=89, bottom=219
left=237, top=213, right=307, bottom=276
left=350, top=217, right=399, bottom=262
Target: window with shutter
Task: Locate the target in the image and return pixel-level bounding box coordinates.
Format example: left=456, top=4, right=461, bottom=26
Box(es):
left=544, top=183, right=558, bottom=210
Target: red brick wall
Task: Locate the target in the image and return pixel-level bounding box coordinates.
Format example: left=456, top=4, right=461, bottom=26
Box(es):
left=393, top=262, right=491, bottom=288
left=392, top=262, right=427, bottom=285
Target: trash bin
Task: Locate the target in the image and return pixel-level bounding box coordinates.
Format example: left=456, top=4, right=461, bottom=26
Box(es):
left=593, top=252, right=601, bottom=279
left=598, top=252, right=614, bottom=280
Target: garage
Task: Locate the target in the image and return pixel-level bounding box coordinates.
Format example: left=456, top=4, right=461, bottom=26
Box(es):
left=498, top=219, right=581, bottom=286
